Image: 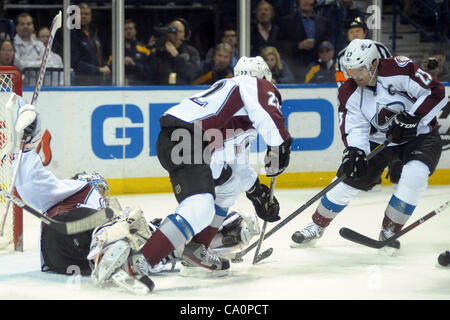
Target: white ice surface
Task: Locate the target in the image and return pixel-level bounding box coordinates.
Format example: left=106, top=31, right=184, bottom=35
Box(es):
left=0, top=185, right=449, bottom=300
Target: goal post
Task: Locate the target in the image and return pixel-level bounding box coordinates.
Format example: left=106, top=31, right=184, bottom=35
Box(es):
left=0, top=65, right=23, bottom=251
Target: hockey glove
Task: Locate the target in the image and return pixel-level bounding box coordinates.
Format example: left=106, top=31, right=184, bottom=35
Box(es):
left=264, top=136, right=292, bottom=177
left=387, top=111, right=420, bottom=144
left=341, top=146, right=368, bottom=179
left=15, top=104, right=42, bottom=152
left=246, top=179, right=280, bottom=222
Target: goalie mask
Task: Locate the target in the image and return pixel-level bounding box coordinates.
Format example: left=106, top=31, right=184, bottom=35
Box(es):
left=234, top=56, right=272, bottom=82
left=72, top=172, right=110, bottom=206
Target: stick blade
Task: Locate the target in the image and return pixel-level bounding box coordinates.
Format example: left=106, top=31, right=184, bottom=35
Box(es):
left=60, top=208, right=114, bottom=235
left=339, top=227, right=384, bottom=249
left=253, top=247, right=273, bottom=264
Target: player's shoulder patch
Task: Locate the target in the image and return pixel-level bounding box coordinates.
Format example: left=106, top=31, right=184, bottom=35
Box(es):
left=394, top=56, right=412, bottom=67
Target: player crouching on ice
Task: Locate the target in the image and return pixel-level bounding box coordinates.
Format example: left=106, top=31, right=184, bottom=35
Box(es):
left=92, top=55, right=291, bottom=292
left=5, top=90, right=280, bottom=294
left=291, top=39, right=447, bottom=255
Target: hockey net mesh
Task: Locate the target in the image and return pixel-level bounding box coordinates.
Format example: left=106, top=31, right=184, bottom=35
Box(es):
left=0, top=66, right=23, bottom=251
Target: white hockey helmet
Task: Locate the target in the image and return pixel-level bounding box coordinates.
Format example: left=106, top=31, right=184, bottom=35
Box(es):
left=342, top=39, right=379, bottom=73
left=233, top=56, right=272, bottom=82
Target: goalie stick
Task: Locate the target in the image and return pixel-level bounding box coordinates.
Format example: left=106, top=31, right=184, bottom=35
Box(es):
left=339, top=200, right=450, bottom=249
left=0, top=189, right=114, bottom=235
left=31, top=11, right=62, bottom=105
left=233, top=136, right=393, bottom=262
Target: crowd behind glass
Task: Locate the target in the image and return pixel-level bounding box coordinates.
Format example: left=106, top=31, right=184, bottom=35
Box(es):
left=0, top=0, right=448, bottom=87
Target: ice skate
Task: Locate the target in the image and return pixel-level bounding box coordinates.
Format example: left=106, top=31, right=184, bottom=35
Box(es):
left=378, top=228, right=401, bottom=257
left=180, top=241, right=230, bottom=277
left=290, top=222, right=324, bottom=247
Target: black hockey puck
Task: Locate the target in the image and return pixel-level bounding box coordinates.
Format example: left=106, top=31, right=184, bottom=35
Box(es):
left=437, top=251, right=450, bottom=267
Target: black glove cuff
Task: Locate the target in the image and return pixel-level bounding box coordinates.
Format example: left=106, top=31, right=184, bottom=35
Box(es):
left=246, top=178, right=263, bottom=199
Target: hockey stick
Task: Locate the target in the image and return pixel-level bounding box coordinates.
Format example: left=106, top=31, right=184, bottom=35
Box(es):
left=252, top=177, right=276, bottom=264
left=0, top=189, right=114, bottom=235
left=234, top=136, right=393, bottom=261
left=31, top=11, right=62, bottom=105
left=0, top=11, right=62, bottom=248
left=339, top=200, right=450, bottom=249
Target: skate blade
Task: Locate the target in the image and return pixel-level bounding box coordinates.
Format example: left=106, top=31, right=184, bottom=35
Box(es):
left=179, top=265, right=229, bottom=278
left=290, top=239, right=318, bottom=248
left=377, top=246, right=399, bottom=257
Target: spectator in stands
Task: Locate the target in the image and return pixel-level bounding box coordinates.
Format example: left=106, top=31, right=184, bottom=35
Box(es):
left=421, top=53, right=450, bottom=82
left=278, top=0, right=332, bottom=82
left=152, top=18, right=201, bottom=85
left=37, top=26, right=64, bottom=86
left=193, top=43, right=233, bottom=85
left=251, top=0, right=280, bottom=56
left=205, top=25, right=239, bottom=67
left=314, top=0, right=364, bottom=53
left=261, top=46, right=295, bottom=83
left=0, top=39, right=16, bottom=67
left=304, top=41, right=336, bottom=84
left=335, top=17, right=391, bottom=87
left=123, top=19, right=154, bottom=85
left=13, top=13, right=45, bottom=84
left=71, top=3, right=110, bottom=85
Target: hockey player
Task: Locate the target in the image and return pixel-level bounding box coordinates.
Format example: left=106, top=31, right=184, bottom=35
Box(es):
left=2, top=93, right=109, bottom=275
left=291, top=39, right=447, bottom=253
left=4, top=92, right=266, bottom=293
left=335, top=18, right=403, bottom=185
left=93, top=56, right=292, bottom=289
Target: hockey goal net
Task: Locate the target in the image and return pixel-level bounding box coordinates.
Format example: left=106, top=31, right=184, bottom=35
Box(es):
left=0, top=66, right=23, bottom=251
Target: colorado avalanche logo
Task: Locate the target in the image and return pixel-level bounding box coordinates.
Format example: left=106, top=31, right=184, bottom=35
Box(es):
left=394, top=56, right=411, bottom=67
left=370, top=101, right=405, bottom=132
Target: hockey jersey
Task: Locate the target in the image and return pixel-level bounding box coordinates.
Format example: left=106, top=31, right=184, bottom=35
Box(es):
left=338, top=56, right=448, bottom=155
left=164, top=75, right=290, bottom=152
left=13, top=151, right=104, bottom=213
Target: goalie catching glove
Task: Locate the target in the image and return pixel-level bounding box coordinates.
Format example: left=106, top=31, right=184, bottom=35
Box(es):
left=2, top=93, right=42, bottom=157
left=246, top=178, right=280, bottom=222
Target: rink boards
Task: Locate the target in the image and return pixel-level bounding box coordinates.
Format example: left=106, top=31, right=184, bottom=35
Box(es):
left=22, top=83, right=450, bottom=194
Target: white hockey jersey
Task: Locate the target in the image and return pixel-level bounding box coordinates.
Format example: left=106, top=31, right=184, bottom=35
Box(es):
left=13, top=151, right=104, bottom=213
left=338, top=56, right=448, bottom=155
left=164, top=75, right=290, bottom=152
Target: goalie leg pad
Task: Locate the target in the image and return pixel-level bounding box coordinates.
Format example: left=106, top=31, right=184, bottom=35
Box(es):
left=88, top=208, right=152, bottom=260
left=92, top=239, right=131, bottom=284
